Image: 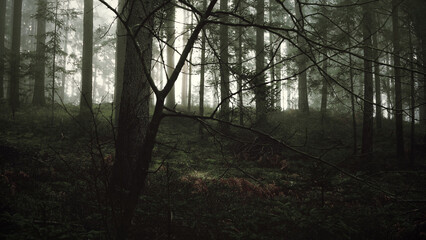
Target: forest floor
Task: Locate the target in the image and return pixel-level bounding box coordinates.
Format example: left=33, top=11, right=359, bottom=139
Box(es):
left=0, top=104, right=426, bottom=239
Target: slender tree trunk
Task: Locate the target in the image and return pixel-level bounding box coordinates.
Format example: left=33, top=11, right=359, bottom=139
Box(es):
left=320, top=52, right=328, bottom=123
left=187, top=49, right=193, bottom=111
left=295, top=1, right=309, bottom=114
left=199, top=0, right=206, bottom=134
left=9, top=0, right=23, bottom=112
left=181, top=10, right=188, bottom=107
left=372, top=14, right=382, bottom=130
left=269, top=0, right=275, bottom=109
left=255, top=0, right=267, bottom=124
left=0, top=0, right=6, bottom=100
left=409, top=28, right=415, bottom=165
left=392, top=0, right=404, bottom=161
left=361, top=4, right=374, bottom=161
left=421, top=37, right=426, bottom=136
left=234, top=0, right=244, bottom=125
left=114, top=0, right=126, bottom=126
left=350, top=52, right=357, bottom=154
left=165, top=1, right=176, bottom=108
left=60, top=1, right=71, bottom=102
left=219, top=0, right=230, bottom=131
left=33, top=0, right=47, bottom=106
left=80, top=0, right=93, bottom=119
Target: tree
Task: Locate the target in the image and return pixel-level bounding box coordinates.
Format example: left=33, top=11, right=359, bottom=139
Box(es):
left=114, top=0, right=126, bottom=125
left=372, top=13, right=382, bottom=130
left=234, top=0, right=244, bottom=125
left=32, top=0, right=47, bottom=106
left=9, top=0, right=23, bottom=112
left=255, top=0, right=267, bottom=123
left=79, top=0, right=93, bottom=119
left=165, top=0, right=176, bottom=108
left=320, top=51, right=328, bottom=122
left=219, top=0, right=230, bottom=131
left=361, top=3, right=374, bottom=161
left=295, top=1, right=309, bottom=114
left=0, top=0, right=5, bottom=100
left=181, top=10, right=189, bottom=108
left=102, top=0, right=218, bottom=238
left=199, top=0, right=207, bottom=133
left=392, top=0, right=404, bottom=161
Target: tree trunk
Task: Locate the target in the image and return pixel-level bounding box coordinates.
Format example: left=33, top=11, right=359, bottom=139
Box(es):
left=114, top=0, right=126, bottom=126
left=320, top=52, right=328, bottom=122
left=109, top=0, right=153, bottom=238
left=80, top=0, right=93, bottom=119
left=255, top=0, right=267, bottom=123
left=234, top=0, right=244, bottom=125
left=181, top=10, right=188, bottom=107
left=295, top=1, right=309, bottom=114
left=372, top=14, right=382, bottom=130
left=165, top=1, right=176, bottom=108
left=392, top=0, right=404, bottom=161
left=219, top=0, right=230, bottom=131
left=361, top=4, right=374, bottom=161
left=199, top=0, right=207, bottom=134
left=0, top=0, right=6, bottom=100
left=409, top=28, right=415, bottom=165
left=187, top=47, right=193, bottom=111
left=9, top=0, right=23, bottom=112
left=32, top=0, right=47, bottom=106
left=59, top=1, right=70, bottom=102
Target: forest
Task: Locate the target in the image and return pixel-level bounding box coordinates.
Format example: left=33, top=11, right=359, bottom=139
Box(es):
left=0, top=0, right=426, bottom=239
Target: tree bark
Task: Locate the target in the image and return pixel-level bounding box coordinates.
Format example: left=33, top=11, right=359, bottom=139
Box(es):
left=165, top=1, right=176, bottom=108
left=219, top=0, right=230, bottom=131
left=0, top=0, right=6, bottom=100
left=234, top=0, right=244, bottom=125
left=320, top=52, right=328, bottom=122
left=114, top=0, right=127, bottom=126
left=295, top=1, right=309, bottom=114
left=372, top=13, right=382, bottom=130
left=9, top=0, right=23, bottom=112
left=33, top=0, right=47, bottom=106
left=255, top=0, right=267, bottom=124
left=392, top=0, right=404, bottom=161
left=199, top=0, right=207, bottom=134
left=80, top=0, right=93, bottom=119
left=361, top=4, right=374, bottom=161
left=109, top=1, right=153, bottom=238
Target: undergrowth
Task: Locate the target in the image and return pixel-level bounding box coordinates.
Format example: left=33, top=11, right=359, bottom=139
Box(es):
left=0, top=105, right=425, bottom=239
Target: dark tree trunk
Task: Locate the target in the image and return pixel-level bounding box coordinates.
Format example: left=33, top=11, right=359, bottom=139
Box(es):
left=33, top=0, right=47, bottom=106
left=109, top=1, right=154, bottom=238
left=199, top=0, right=207, bottom=134
left=320, top=52, right=328, bottom=123
left=165, top=1, right=176, bottom=108
left=295, top=1, right=309, bottom=114
left=0, top=0, right=6, bottom=99
left=79, top=0, right=93, bottom=119
left=372, top=14, right=382, bottom=130
left=114, top=0, right=126, bottom=126
left=409, top=29, right=415, bottom=165
left=392, top=0, right=404, bottom=161
left=108, top=2, right=217, bottom=238
left=234, top=0, right=244, bottom=125
left=361, top=4, right=374, bottom=161
left=9, top=0, right=23, bottom=112
left=255, top=0, right=267, bottom=124
left=219, top=0, right=230, bottom=131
